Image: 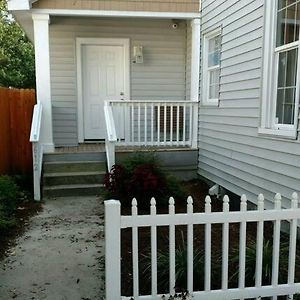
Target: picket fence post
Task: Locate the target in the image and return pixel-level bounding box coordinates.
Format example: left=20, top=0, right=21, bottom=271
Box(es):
left=105, top=200, right=121, bottom=300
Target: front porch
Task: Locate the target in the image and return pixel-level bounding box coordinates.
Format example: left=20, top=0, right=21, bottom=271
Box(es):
left=32, top=14, right=201, bottom=150
left=29, top=13, right=201, bottom=200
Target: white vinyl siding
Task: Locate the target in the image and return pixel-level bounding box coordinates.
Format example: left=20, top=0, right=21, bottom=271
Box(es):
left=49, top=17, right=187, bottom=146
left=198, top=0, right=300, bottom=209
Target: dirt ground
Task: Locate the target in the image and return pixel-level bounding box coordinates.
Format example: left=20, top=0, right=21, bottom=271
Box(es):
left=0, top=197, right=105, bottom=300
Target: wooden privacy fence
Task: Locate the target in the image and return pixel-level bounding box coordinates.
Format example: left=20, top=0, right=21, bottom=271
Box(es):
left=0, top=88, right=35, bottom=175
left=105, top=192, right=300, bottom=300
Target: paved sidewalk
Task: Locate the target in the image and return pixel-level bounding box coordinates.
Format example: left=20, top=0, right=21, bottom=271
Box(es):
left=0, top=197, right=105, bottom=300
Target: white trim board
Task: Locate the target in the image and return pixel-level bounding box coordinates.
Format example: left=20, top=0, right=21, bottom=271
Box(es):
left=76, top=38, right=130, bottom=143
left=31, top=8, right=200, bottom=19
left=202, top=27, right=222, bottom=107
left=7, top=0, right=30, bottom=10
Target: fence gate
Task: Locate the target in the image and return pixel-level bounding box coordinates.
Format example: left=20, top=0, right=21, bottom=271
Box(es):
left=105, top=192, right=300, bottom=300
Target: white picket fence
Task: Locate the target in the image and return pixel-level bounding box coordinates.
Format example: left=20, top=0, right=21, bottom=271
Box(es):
left=105, top=192, right=300, bottom=300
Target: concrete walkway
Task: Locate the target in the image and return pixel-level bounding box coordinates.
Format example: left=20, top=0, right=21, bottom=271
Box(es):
left=0, top=197, right=105, bottom=300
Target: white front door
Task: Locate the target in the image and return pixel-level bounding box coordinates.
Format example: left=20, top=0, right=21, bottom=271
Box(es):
left=82, top=45, right=125, bottom=140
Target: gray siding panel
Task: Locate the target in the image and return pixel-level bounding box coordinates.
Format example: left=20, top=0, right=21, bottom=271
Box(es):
left=198, top=0, right=300, bottom=207
left=49, top=17, right=187, bottom=146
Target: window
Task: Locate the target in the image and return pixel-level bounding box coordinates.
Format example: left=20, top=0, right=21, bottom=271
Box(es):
left=261, top=0, right=300, bottom=138
left=202, top=29, right=222, bottom=106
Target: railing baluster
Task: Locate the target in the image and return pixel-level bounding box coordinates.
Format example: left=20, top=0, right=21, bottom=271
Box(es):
left=205, top=196, right=212, bottom=291
left=138, top=103, right=141, bottom=145
left=132, top=198, right=139, bottom=298
left=187, top=196, right=194, bottom=295
left=176, top=105, right=180, bottom=146
left=183, top=102, right=186, bottom=145
left=144, top=104, right=147, bottom=145
left=239, top=195, right=247, bottom=299
left=164, top=102, right=167, bottom=145
left=151, top=103, right=154, bottom=146
left=222, top=195, right=230, bottom=291
left=272, top=193, right=282, bottom=300
left=131, top=103, right=134, bottom=143
left=189, top=103, right=193, bottom=146
left=169, top=197, right=176, bottom=296
left=255, top=194, right=265, bottom=293
left=170, top=105, right=173, bottom=146
left=157, top=104, right=160, bottom=145
left=150, top=198, right=157, bottom=297
left=288, top=193, right=298, bottom=300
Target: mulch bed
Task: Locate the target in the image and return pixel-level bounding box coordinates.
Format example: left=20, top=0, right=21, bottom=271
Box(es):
left=0, top=201, right=42, bottom=260
left=120, top=180, right=291, bottom=297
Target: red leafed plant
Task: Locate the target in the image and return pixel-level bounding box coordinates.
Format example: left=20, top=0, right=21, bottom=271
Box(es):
left=103, top=153, right=184, bottom=208
left=127, top=163, right=167, bottom=206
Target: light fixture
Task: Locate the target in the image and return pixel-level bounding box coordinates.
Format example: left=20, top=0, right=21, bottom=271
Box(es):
left=133, top=46, right=143, bottom=64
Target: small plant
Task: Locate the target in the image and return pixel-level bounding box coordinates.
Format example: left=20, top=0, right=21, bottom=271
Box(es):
left=230, top=239, right=296, bottom=286
left=142, top=231, right=220, bottom=293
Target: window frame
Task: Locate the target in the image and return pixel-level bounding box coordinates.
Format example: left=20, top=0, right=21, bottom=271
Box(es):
left=260, top=0, right=300, bottom=139
left=202, top=28, right=222, bottom=107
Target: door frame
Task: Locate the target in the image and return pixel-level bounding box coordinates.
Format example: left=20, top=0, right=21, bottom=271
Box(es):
left=76, top=37, right=130, bottom=143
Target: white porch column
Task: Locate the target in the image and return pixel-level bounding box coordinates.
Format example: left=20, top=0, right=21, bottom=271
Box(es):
left=190, top=18, right=201, bottom=149
left=32, top=14, right=54, bottom=153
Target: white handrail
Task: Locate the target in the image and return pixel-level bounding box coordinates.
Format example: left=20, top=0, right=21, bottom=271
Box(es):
left=104, top=102, right=117, bottom=171
left=104, top=103, right=117, bottom=142
left=108, top=100, right=196, bottom=103
left=30, top=103, right=43, bottom=201
left=30, top=102, right=42, bottom=142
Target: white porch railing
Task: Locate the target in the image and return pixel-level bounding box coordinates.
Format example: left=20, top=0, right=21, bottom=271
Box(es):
left=104, top=100, right=198, bottom=171
left=29, top=103, right=43, bottom=201
left=105, top=192, right=300, bottom=300
left=104, top=103, right=118, bottom=171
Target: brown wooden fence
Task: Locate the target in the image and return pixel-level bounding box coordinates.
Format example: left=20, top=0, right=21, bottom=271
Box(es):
left=0, top=88, right=36, bottom=175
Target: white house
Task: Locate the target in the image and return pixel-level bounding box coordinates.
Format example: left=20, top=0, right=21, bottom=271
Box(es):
left=8, top=0, right=300, bottom=208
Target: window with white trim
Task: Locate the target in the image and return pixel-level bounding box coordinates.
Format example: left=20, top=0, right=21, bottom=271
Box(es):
left=202, top=29, right=222, bottom=106
left=261, top=0, right=300, bottom=138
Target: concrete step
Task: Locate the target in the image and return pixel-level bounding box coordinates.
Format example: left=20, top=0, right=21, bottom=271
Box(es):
left=43, top=171, right=106, bottom=186
left=44, top=152, right=106, bottom=162
left=43, top=184, right=104, bottom=198
left=44, top=161, right=107, bottom=174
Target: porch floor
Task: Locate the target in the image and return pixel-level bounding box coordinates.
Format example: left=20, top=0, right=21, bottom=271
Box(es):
left=54, top=143, right=193, bottom=154
left=54, top=143, right=106, bottom=153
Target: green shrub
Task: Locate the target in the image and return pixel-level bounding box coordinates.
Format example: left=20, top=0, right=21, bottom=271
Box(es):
left=0, top=175, right=20, bottom=213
